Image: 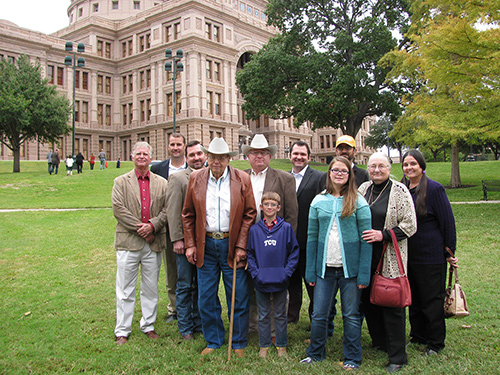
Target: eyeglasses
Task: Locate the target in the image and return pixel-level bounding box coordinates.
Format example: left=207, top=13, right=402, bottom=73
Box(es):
left=368, top=164, right=389, bottom=171
left=330, top=168, right=349, bottom=175
left=262, top=202, right=279, bottom=207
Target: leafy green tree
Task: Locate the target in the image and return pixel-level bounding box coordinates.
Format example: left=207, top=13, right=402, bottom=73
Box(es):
left=0, top=55, right=70, bottom=172
left=236, top=0, right=411, bottom=137
left=365, top=116, right=405, bottom=161
left=382, top=0, right=500, bottom=187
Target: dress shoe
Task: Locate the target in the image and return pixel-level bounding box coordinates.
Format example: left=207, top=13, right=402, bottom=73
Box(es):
left=115, top=336, right=128, bottom=345
left=233, top=348, right=244, bottom=357
left=201, top=347, right=216, bottom=355
left=182, top=333, right=194, bottom=341
left=165, top=314, right=177, bottom=323
left=145, top=331, right=159, bottom=339
left=277, top=347, right=287, bottom=357
left=385, top=363, right=406, bottom=373
left=259, top=347, right=268, bottom=358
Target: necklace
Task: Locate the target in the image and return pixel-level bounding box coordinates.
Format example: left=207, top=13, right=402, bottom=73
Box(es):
left=368, top=180, right=390, bottom=207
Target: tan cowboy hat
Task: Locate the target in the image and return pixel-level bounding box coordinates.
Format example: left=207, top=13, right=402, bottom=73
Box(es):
left=201, top=137, right=239, bottom=157
left=241, top=134, right=278, bottom=156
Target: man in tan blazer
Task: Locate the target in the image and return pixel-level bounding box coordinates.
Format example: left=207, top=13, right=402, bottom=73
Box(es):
left=242, top=134, right=298, bottom=331
left=112, top=142, right=168, bottom=345
left=165, top=140, right=206, bottom=340
left=182, top=137, right=256, bottom=356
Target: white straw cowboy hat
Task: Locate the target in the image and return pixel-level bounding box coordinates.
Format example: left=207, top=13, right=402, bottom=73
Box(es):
left=201, top=137, right=239, bottom=157
left=241, top=134, right=278, bottom=156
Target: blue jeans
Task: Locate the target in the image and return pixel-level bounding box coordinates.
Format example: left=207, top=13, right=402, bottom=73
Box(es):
left=197, top=237, right=249, bottom=349
left=100, top=158, right=105, bottom=169
left=307, top=267, right=362, bottom=366
left=255, top=289, right=288, bottom=348
left=175, top=253, right=202, bottom=336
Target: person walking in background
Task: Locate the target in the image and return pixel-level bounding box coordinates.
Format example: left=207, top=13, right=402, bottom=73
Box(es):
left=116, top=158, right=121, bottom=168
left=358, top=152, right=417, bottom=373
left=165, top=140, right=206, bottom=341
left=247, top=192, right=299, bottom=359
left=300, top=156, right=372, bottom=370
left=401, top=149, right=458, bottom=356
left=89, top=153, right=96, bottom=170
left=182, top=137, right=256, bottom=357
left=98, top=149, right=106, bottom=170
left=287, top=141, right=326, bottom=325
left=76, top=152, right=84, bottom=173
left=51, top=149, right=60, bottom=175
left=112, top=142, right=169, bottom=345
left=46, top=150, right=53, bottom=174
left=65, top=155, right=74, bottom=176
left=151, top=133, right=188, bottom=324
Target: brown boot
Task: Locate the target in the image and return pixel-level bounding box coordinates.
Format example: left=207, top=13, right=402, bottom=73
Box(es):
left=259, top=347, right=269, bottom=358
left=277, top=347, right=287, bottom=357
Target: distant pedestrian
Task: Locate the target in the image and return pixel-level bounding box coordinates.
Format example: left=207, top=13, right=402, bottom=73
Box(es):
left=116, top=158, right=121, bottom=168
left=51, top=149, right=60, bottom=175
left=47, top=150, right=53, bottom=174
left=65, top=155, right=74, bottom=176
left=76, top=152, right=84, bottom=173
left=98, top=149, right=106, bottom=170
left=89, top=153, right=96, bottom=170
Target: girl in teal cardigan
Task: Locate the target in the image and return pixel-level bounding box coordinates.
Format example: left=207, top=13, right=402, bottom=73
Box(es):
left=301, top=156, right=372, bottom=369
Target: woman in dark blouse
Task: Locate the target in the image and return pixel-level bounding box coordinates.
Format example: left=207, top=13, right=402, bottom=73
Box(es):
left=401, top=150, right=458, bottom=355
left=358, top=152, right=417, bottom=373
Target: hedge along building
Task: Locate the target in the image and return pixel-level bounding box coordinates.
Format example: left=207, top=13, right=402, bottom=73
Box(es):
left=0, top=0, right=374, bottom=163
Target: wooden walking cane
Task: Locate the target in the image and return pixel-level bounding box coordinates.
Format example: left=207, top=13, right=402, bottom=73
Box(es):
left=227, top=256, right=237, bottom=362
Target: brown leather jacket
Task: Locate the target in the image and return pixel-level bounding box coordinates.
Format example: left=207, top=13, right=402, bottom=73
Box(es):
left=182, top=166, right=256, bottom=268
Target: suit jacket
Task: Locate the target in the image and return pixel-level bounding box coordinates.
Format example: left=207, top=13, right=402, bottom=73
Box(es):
left=112, top=170, right=169, bottom=252
left=182, top=166, right=257, bottom=268
left=294, top=166, right=327, bottom=249
left=150, top=158, right=188, bottom=180
left=166, top=167, right=193, bottom=243
left=245, top=167, right=298, bottom=233
left=353, top=164, right=369, bottom=188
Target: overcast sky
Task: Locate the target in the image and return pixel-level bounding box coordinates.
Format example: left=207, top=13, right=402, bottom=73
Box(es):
left=2, top=0, right=70, bottom=35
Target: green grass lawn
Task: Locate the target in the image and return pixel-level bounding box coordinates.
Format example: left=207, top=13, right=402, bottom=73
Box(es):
left=0, top=160, right=499, bottom=374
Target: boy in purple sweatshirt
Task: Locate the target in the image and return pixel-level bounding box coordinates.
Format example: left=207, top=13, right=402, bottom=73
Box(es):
left=247, top=192, right=299, bottom=359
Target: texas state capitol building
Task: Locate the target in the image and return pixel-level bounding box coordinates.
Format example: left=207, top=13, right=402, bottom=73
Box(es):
left=0, top=0, right=374, bottom=163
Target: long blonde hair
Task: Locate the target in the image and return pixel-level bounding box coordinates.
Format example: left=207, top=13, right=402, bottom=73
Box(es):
left=325, top=156, right=357, bottom=218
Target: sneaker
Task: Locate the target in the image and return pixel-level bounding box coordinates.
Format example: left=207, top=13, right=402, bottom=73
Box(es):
left=300, top=357, right=314, bottom=364
left=338, top=362, right=358, bottom=371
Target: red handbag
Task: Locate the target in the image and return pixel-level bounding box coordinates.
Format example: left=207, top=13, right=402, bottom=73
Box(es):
left=370, top=229, right=412, bottom=308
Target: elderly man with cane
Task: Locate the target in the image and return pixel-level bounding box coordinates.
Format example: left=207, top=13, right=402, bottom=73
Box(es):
left=182, top=137, right=256, bottom=358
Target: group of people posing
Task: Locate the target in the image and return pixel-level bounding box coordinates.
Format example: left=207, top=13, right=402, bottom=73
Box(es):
left=111, top=133, right=457, bottom=373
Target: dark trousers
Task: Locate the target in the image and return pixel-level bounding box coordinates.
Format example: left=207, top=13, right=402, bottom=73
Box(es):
left=408, top=262, right=447, bottom=352
left=76, top=162, right=83, bottom=173
left=361, top=287, right=408, bottom=365
left=287, top=247, right=314, bottom=323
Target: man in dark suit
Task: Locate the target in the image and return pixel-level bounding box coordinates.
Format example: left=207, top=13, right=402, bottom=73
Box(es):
left=335, top=135, right=369, bottom=188
left=150, top=132, right=187, bottom=323
left=242, top=134, right=298, bottom=331
left=287, top=141, right=326, bottom=323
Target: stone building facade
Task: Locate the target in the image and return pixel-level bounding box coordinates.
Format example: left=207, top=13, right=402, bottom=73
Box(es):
left=0, top=0, right=373, bottom=163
